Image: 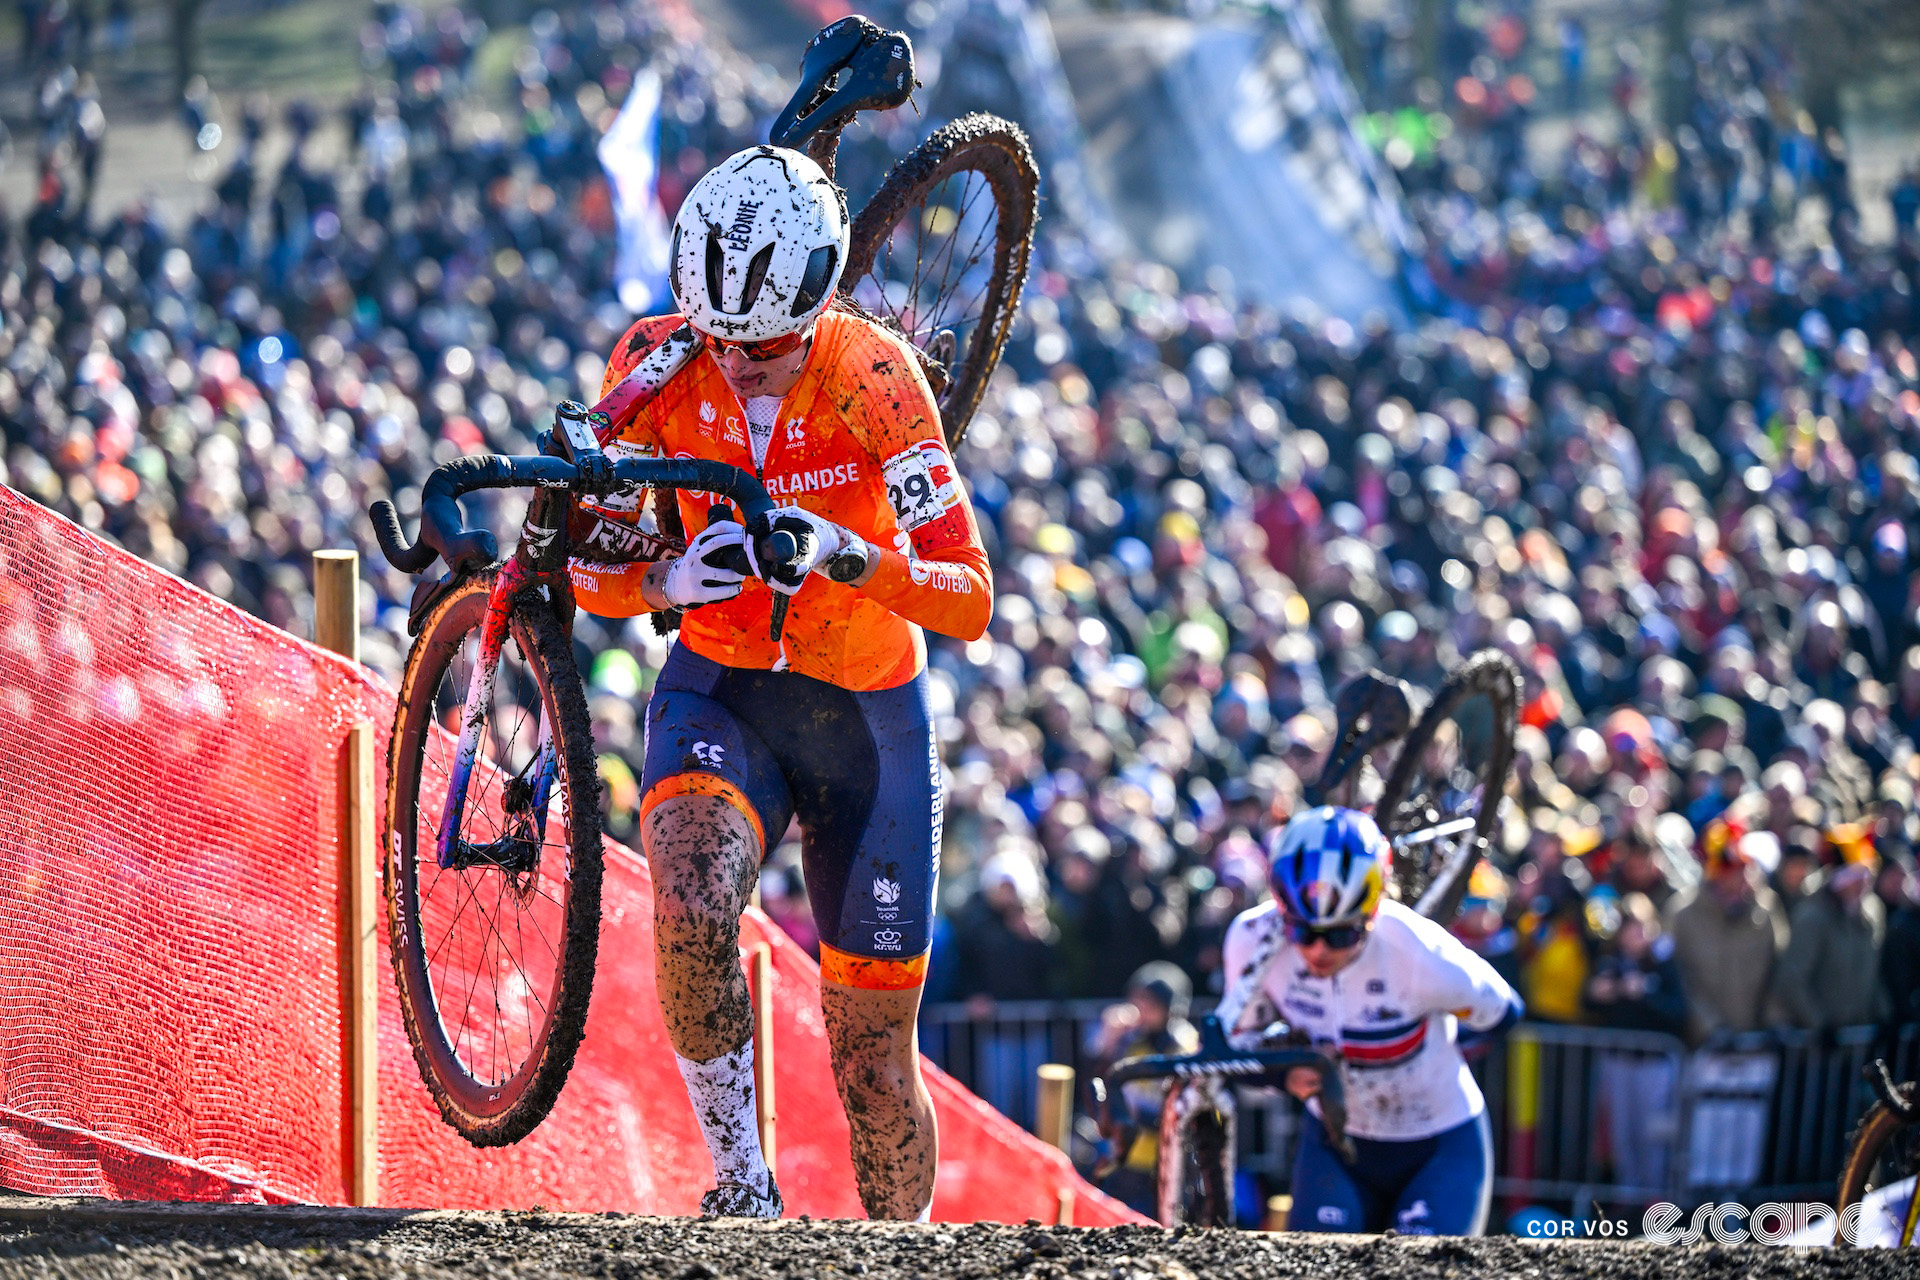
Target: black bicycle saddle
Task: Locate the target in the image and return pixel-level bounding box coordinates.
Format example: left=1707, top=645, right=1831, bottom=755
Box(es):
left=769, top=16, right=916, bottom=152
left=1307, top=669, right=1417, bottom=806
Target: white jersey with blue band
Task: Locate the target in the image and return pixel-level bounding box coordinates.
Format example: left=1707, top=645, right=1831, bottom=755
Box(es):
left=1219, top=897, right=1523, bottom=1142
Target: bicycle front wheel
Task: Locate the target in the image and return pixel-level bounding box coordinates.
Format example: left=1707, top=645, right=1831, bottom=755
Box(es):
left=1156, top=1082, right=1235, bottom=1228
left=1836, top=1085, right=1920, bottom=1247
left=385, top=571, right=603, bottom=1145
left=1377, top=650, right=1520, bottom=923
left=844, top=113, right=1038, bottom=447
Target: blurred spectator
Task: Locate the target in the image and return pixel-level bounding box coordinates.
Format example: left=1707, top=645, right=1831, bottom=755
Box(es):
left=1880, top=849, right=1920, bottom=1031
left=954, top=846, right=1057, bottom=1126
left=1775, top=843, right=1889, bottom=1033
left=1586, top=893, right=1685, bottom=1194
left=1584, top=894, right=1688, bottom=1036
left=954, top=847, right=1056, bottom=1005
left=1520, top=876, right=1590, bottom=1024
left=1772, top=834, right=1823, bottom=912
left=1451, top=861, right=1522, bottom=990
left=1664, top=819, right=1788, bottom=1045
left=1607, top=827, right=1677, bottom=911
left=1085, top=961, right=1199, bottom=1215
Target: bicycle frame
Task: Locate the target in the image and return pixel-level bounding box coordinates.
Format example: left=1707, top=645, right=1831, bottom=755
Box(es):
left=435, top=482, right=575, bottom=873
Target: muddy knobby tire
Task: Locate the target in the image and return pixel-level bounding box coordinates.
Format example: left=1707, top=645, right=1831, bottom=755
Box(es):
left=844, top=113, right=1039, bottom=448
left=1835, top=1080, right=1920, bottom=1246
left=1156, top=1083, right=1235, bottom=1228
left=1377, top=649, right=1520, bottom=924
left=385, top=571, right=604, bottom=1146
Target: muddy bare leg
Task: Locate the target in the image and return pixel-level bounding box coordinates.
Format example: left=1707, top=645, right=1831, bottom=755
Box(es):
left=645, top=793, right=777, bottom=1211
left=644, top=795, right=762, bottom=1061
left=821, top=979, right=937, bottom=1219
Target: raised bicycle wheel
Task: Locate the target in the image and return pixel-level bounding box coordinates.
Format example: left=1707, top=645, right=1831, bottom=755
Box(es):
left=1376, top=649, right=1520, bottom=923
left=843, top=112, right=1039, bottom=448
left=385, top=571, right=603, bottom=1145
left=1836, top=1081, right=1920, bottom=1247
left=1157, top=1082, right=1235, bottom=1228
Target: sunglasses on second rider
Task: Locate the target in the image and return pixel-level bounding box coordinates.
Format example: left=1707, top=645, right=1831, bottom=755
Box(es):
left=1282, top=916, right=1370, bottom=951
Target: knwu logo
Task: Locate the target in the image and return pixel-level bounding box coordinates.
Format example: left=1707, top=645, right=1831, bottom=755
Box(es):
left=873, top=929, right=903, bottom=951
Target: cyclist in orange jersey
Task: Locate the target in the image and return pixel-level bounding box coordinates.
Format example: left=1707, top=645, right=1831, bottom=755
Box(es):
left=567, top=145, right=991, bottom=1220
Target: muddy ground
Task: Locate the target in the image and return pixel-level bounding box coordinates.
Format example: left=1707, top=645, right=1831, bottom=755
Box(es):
left=0, top=1199, right=1912, bottom=1280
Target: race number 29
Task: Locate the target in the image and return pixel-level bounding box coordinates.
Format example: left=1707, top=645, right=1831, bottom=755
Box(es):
left=883, top=439, right=969, bottom=550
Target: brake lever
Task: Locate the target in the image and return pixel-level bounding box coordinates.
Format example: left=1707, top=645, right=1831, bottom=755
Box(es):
left=1087, top=1076, right=1131, bottom=1181
left=708, top=506, right=798, bottom=642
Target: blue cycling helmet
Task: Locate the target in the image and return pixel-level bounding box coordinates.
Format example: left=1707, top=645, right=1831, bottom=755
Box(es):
left=1267, top=805, right=1391, bottom=928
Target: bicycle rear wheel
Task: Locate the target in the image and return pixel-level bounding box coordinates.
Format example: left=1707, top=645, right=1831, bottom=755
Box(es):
left=385, top=571, right=603, bottom=1145
left=1156, top=1082, right=1235, bottom=1227
left=843, top=113, right=1038, bottom=447
left=1836, top=1086, right=1920, bottom=1247
left=1376, top=650, right=1520, bottom=923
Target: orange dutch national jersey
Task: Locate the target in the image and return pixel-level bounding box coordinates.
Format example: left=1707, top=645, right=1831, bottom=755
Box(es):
left=571, top=309, right=993, bottom=692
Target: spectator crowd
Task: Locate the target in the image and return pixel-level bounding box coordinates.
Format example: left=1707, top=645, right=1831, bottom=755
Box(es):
left=3, top=0, right=1918, bottom=1114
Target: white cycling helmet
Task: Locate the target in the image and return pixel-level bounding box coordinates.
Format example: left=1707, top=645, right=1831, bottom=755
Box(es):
left=668, top=145, right=848, bottom=344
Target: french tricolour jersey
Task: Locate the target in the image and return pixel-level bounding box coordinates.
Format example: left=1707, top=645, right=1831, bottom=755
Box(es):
left=1220, top=897, right=1522, bottom=1141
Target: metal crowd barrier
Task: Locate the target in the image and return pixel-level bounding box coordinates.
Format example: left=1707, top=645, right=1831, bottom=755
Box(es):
left=920, top=1001, right=1920, bottom=1214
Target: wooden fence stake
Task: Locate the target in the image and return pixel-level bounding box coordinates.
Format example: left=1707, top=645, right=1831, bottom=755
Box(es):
left=344, top=722, right=379, bottom=1206
left=1035, top=1063, right=1074, bottom=1151
left=317, top=549, right=376, bottom=1206
left=313, top=549, right=360, bottom=662
left=750, top=942, right=777, bottom=1170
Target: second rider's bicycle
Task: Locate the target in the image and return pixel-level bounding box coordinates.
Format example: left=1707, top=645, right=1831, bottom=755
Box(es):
left=1837, top=1058, right=1920, bottom=1247
left=371, top=19, right=1039, bottom=1145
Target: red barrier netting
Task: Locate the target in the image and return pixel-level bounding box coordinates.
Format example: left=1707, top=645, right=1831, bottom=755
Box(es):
left=0, top=488, right=1139, bottom=1224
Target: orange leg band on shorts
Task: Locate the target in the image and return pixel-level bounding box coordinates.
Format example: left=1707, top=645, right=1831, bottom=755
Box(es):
left=639, top=772, right=767, bottom=853
left=819, top=942, right=930, bottom=991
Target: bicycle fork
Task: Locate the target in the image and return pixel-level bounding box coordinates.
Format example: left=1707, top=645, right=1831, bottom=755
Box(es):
left=436, top=492, right=571, bottom=874
left=1156, top=1077, right=1236, bottom=1228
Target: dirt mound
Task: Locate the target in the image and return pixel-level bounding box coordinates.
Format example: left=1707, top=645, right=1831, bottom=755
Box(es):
left=0, top=1198, right=1911, bottom=1280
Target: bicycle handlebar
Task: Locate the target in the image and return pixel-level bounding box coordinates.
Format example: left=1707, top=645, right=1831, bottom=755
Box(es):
left=1092, top=1015, right=1356, bottom=1164
left=370, top=454, right=789, bottom=577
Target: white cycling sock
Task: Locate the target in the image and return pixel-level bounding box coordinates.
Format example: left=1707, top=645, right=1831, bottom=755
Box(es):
left=676, top=1042, right=773, bottom=1191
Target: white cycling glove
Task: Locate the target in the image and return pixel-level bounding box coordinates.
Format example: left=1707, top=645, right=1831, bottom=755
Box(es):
left=745, top=505, right=852, bottom=596
left=662, top=521, right=748, bottom=608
